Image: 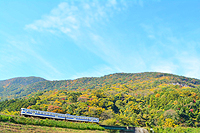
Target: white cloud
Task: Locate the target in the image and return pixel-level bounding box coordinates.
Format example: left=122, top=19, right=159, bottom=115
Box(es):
left=141, top=21, right=200, bottom=79
left=25, top=0, right=135, bottom=37
left=151, top=61, right=178, bottom=74
left=176, top=54, right=200, bottom=79
left=25, top=0, right=165, bottom=79
left=25, top=0, right=131, bottom=73
left=1, top=36, right=63, bottom=80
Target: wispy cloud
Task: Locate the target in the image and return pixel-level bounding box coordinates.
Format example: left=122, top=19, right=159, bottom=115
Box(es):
left=141, top=21, right=200, bottom=79
left=24, top=0, right=200, bottom=79
left=25, top=0, right=135, bottom=76
left=25, top=1, right=130, bottom=38
left=176, top=51, right=200, bottom=79
left=0, top=35, right=62, bottom=80
left=151, top=61, right=178, bottom=74
left=13, top=40, right=62, bottom=79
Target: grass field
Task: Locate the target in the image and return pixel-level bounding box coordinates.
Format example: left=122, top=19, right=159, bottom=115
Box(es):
left=1, top=114, right=200, bottom=133
left=152, top=126, right=200, bottom=133
left=0, top=114, right=104, bottom=131
left=0, top=121, right=108, bottom=133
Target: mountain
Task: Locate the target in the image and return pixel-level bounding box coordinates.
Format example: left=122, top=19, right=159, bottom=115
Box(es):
left=0, top=76, right=46, bottom=100
left=0, top=72, right=200, bottom=101
left=1, top=72, right=200, bottom=128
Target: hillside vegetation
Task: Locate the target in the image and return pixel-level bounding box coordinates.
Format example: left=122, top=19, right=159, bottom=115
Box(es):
left=1, top=72, right=200, bottom=101
left=1, top=72, right=200, bottom=130
left=0, top=76, right=46, bottom=101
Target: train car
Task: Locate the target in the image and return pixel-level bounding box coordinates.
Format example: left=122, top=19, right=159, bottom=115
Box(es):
left=21, top=108, right=65, bottom=120
left=66, top=114, right=99, bottom=123
left=21, top=108, right=99, bottom=123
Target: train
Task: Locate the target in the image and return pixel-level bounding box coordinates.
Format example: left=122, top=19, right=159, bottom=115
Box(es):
left=21, top=108, right=99, bottom=123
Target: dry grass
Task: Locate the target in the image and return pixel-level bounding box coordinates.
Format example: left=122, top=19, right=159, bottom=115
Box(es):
left=0, top=122, right=108, bottom=133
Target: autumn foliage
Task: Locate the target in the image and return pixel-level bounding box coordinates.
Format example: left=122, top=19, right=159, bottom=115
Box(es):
left=1, top=72, right=200, bottom=128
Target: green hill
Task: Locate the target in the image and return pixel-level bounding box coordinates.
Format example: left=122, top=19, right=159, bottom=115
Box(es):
left=1, top=72, right=200, bottom=101
left=0, top=76, right=46, bottom=100
left=1, top=72, right=200, bottom=129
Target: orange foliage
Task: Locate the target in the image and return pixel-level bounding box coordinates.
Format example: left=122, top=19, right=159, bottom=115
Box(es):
left=155, top=93, right=160, bottom=98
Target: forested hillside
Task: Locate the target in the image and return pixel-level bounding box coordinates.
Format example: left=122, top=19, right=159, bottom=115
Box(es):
left=1, top=72, right=200, bottom=128
left=1, top=72, right=200, bottom=101
left=0, top=77, right=46, bottom=100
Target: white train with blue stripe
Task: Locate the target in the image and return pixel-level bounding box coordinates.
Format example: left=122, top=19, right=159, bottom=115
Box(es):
left=21, top=108, right=99, bottom=123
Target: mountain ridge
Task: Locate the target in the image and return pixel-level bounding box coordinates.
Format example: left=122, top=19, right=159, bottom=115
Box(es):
left=1, top=72, right=200, bottom=128
left=1, top=72, right=200, bottom=101
left=0, top=76, right=46, bottom=100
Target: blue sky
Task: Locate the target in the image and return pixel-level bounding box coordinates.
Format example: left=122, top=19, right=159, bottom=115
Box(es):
left=0, top=0, right=200, bottom=80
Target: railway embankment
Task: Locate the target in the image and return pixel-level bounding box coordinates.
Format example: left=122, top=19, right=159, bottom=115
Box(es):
left=0, top=114, right=104, bottom=131
left=0, top=121, right=107, bottom=133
